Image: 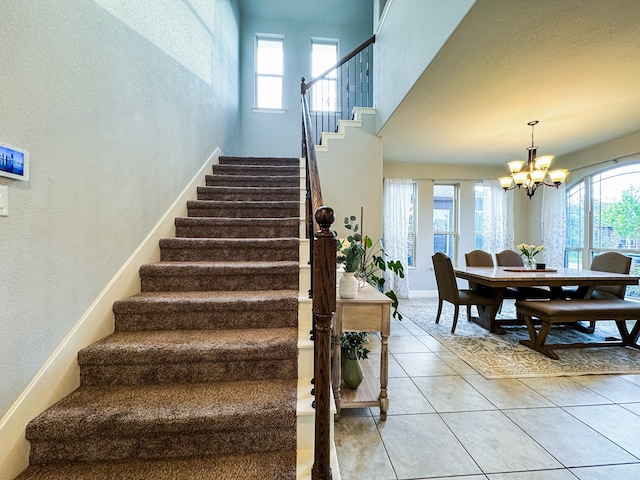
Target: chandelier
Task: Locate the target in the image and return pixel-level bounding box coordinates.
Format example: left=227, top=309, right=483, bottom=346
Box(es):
left=499, top=120, right=568, bottom=199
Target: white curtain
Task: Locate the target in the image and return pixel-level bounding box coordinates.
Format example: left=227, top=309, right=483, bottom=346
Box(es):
left=481, top=180, right=514, bottom=254
left=541, top=183, right=566, bottom=268
left=383, top=178, right=411, bottom=299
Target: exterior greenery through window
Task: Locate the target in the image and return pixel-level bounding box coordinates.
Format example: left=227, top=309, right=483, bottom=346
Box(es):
left=433, top=184, right=457, bottom=259
left=565, top=162, right=640, bottom=299
left=255, top=35, right=284, bottom=109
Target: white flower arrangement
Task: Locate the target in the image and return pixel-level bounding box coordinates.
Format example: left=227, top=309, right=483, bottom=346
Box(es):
left=517, top=243, right=544, bottom=260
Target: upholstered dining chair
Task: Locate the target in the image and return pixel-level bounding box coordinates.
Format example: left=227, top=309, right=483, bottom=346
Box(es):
left=465, top=249, right=494, bottom=267
left=495, top=249, right=524, bottom=266
left=432, top=252, right=495, bottom=333
left=564, top=251, right=632, bottom=300
left=563, top=251, right=632, bottom=332
left=495, top=249, right=551, bottom=300
left=464, top=249, right=494, bottom=318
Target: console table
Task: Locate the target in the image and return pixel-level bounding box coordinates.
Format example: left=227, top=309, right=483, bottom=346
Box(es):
left=332, top=284, right=391, bottom=420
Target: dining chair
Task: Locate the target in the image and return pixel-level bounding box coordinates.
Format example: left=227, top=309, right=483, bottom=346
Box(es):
left=495, top=249, right=524, bottom=266
left=562, top=252, right=632, bottom=332
left=495, top=249, right=551, bottom=300
left=465, top=249, right=494, bottom=267
left=564, top=252, right=632, bottom=300
left=432, top=252, right=495, bottom=333
left=464, top=249, right=494, bottom=318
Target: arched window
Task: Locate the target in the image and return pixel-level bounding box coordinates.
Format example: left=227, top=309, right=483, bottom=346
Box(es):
left=565, top=162, right=640, bottom=299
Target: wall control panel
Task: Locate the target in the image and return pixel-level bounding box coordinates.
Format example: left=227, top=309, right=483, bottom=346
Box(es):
left=0, top=185, right=8, bottom=216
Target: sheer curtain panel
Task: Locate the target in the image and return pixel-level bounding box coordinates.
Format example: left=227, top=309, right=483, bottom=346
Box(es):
left=541, top=182, right=566, bottom=268
left=383, top=178, right=411, bottom=299
left=482, top=180, right=514, bottom=254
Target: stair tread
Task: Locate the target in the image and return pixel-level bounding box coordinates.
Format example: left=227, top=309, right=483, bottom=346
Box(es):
left=26, top=379, right=297, bottom=440
left=114, top=289, right=299, bottom=310
left=188, top=200, right=300, bottom=206
left=16, top=450, right=296, bottom=480
left=160, top=237, right=299, bottom=247
left=175, top=216, right=299, bottom=224
left=80, top=327, right=298, bottom=364
left=141, top=260, right=299, bottom=271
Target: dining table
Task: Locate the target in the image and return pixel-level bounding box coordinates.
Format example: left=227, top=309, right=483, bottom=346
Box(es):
left=454, top=266, right=640, bottom=334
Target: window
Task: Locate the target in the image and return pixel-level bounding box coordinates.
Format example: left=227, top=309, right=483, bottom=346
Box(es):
left=407, top=182, right=417, bottom=266
left=433, top=184, right=457, bottom=258
left=255, top=35, right=284, bottom=109
left=565, top=162, right=640, bottom=298
left=311, top=40, right=338, bottom=111
left=565, top=179, right=585, bottom=268
left=473, top=184, right=486, bottom=249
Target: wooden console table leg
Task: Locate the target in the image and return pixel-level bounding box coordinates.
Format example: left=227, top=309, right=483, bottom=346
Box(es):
left=332, top=307, right=343, bottom=420
left=379, top=331, right=389, bottom=421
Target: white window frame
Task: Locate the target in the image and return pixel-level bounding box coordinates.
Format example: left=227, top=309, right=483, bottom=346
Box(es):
left=254, top=34, right=284, bottom=111
left=433, top=184, right=458, bottom=261
left=310, top=38, right=339, bottom=113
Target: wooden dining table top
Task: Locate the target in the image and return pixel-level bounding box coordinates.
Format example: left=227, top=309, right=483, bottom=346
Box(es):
left=454, top=266, right=640, bottom=289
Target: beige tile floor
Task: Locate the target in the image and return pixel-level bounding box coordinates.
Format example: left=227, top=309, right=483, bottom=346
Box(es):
left=333, top=298, right=640, bottom=480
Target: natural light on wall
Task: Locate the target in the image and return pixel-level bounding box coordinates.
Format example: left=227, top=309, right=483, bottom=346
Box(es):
left=94, top=0, right=214, bottom=84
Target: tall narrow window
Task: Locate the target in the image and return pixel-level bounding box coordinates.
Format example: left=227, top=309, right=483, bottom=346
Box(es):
left=255, top=35, right=284, bottom=109
left=473, top=185, right=486, bottom=249
left=433, top=184, right=457, bottom=259
left=565, top=180, right=585, bottom=268
left=311, top=40, right=338, bottom=111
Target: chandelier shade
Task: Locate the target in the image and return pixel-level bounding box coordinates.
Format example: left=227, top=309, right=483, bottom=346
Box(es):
left=499, top=121, right=568, bottom=198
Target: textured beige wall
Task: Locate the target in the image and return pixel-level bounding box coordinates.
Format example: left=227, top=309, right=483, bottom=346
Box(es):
left=0, top=0, right=239, bottom=423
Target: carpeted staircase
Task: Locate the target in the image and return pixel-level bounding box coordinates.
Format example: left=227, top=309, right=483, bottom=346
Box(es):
left=16, top=156, right=302, bottom=479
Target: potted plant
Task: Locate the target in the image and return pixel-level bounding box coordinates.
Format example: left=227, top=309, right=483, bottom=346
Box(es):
left=336, top=218, right=365, bottom=298
left=340, top=331, right=370, bottom=389
left=337, top=215, right=405, bottom=319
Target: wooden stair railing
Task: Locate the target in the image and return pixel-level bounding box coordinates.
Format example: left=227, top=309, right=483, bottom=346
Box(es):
left=302, top=36, right=375, bottom=480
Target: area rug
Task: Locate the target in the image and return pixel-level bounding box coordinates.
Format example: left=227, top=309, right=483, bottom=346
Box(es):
left=398, top=298, right=640, bottom=379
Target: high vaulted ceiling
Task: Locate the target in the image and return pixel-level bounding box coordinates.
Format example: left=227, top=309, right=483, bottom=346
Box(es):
left=380, top=0, right=640, bottom=166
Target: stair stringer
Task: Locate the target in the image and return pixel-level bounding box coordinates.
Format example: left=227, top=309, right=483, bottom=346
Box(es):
left=313, top=107, right=384, bottom=246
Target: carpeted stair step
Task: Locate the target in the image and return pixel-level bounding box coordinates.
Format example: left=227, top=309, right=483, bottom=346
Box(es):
left=206, top=173, right=300, bottom=188
left=212, top=164, right=299, bottom=177
left=174, top=217, right=300, bottom=238
left=15, top=450, right=296, bottom=480
left=113, top=290, right=299, bottom=331
left=139, top=261, right=299, bottom=292
left=219, top=156, right=299, bottom=167
left=187, top=200, right=299, bottom=218
left=159, top=237, right=299, bottom=262
left=196, top=185, right=299, bottom=202
left=78, top=327, right=298, bottom=385
left=25, top=379, right=297, bottom=464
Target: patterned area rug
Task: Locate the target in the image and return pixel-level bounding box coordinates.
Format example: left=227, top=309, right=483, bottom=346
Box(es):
left=399, top=298, right=640, bottom=379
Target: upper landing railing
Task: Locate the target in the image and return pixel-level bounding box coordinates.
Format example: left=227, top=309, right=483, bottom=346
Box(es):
left=301, top=35, right=375, bottom=145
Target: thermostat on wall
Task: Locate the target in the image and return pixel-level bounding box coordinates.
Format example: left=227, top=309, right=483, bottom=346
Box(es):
left=0, top=141, right=29, bottom=181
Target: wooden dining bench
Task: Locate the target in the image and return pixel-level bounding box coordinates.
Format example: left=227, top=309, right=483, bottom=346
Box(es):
left=515, top=299, right=640, bottom=359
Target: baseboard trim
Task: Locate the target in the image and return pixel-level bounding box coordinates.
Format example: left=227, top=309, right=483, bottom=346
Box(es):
left=0, top=149, right=221, bottom=480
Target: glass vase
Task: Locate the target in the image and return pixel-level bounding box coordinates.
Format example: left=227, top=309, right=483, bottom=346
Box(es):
left=523, top=257, right=536, bottom=270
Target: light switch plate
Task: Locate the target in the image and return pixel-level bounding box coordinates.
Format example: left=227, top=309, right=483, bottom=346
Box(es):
left=0, top=185, right=8, bottom=216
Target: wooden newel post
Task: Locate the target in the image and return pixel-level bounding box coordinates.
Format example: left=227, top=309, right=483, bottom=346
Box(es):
left=311, top=206, right=336, bottom=480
